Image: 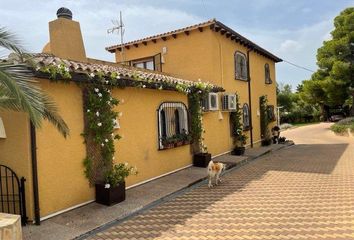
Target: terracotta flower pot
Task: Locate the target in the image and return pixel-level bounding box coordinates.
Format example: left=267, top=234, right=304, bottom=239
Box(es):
left=95, top=182, right=125, bottom=206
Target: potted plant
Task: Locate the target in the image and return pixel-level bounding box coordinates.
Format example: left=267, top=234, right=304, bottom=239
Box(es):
left=95, top=163, right=138, bottom=206
left=261, top=129, right=272, bottom=146
left=231, top=134, right=247, bottom=155
left=230, top=94, right=248, bottom=155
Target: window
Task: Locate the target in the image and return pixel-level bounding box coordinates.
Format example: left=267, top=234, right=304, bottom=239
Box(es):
left=131, top=53, right=162, bottom=71
left=265, top=63, right=272, bottom=84
left=132, top=58, right=154, bottom=70
left=243, top=103, right=250, bottom=130
left=158, top=102, right=189, bottom=149
left=235, top=52, right=248, bottom=80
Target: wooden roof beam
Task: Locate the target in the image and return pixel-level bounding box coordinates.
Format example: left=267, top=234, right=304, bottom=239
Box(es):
left=133, top=44, right=138, bottom=48
left=125, top=45, right=130, bottom=50
left=142, top=41, right=147, bottom=46
left=226, top=32, right=231, bottom=38
left=172, top=34, right=177, bottom=39
left=152, top=39, right=157, bottom=43
left=198, top=27, right=203, bottom=32
left=220, top=29, right=227, bottom=35
left=184, top=30, right=190, bottom=36
left=161, top=36, right=167, bottom=41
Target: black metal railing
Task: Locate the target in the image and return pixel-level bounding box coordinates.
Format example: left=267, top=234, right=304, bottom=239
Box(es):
left=0, top=165, right=27, bottom=225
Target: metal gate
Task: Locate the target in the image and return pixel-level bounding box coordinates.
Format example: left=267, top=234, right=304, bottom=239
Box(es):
left=0, top=165, right=27, bottom=225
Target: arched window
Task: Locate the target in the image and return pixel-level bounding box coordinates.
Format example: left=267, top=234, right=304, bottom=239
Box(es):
left=235, top=52, right=248, bottom=81
left=158, top=102, right=189, bottom=149
left=243, top=103, right=250, bottom=130
left=265, top=63, right=272, bottom=84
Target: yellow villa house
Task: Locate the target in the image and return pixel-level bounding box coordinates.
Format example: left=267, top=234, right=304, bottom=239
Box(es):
left=0, top=7, right=281, bottom=224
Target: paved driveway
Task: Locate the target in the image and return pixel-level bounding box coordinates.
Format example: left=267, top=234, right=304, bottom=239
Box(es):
left=89, top=123, right=354, bottom=240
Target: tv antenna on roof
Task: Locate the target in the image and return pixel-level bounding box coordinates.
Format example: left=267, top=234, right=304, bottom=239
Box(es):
left=107, top=11, right=125, bottom=63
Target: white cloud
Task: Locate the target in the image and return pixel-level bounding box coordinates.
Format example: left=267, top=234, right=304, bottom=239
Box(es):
left=0, top=0, right=203, bottom=61
left=279, top=40, right=302, bottom=52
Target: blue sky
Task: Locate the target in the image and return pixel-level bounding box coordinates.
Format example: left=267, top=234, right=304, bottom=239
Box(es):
left=1, top=0, right=353, bottom=89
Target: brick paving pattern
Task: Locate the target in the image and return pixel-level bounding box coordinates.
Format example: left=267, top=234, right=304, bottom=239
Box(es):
left=89, top=125, right=354, bottom=240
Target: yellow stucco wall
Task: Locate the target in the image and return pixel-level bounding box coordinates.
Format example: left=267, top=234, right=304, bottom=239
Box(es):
left=113, top=88, right=191, bottom=186
left=34, top=79, right=191, bottom=217
left=115, top=27, right=278, bottom=151
left=35, top=80, right=89, bottom=217
left=0, top=111, right=34, bottom=220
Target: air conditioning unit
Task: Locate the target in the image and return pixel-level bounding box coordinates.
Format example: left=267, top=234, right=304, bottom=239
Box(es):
left=202, top=93, right=219, bottom=111
left=222, top=94, right=237, bottom=111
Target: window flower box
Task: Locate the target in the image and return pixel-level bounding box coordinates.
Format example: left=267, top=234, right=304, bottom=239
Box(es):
left=175, top=141, right=184, bottom=147
left=160, top=133, right=191, bottom=150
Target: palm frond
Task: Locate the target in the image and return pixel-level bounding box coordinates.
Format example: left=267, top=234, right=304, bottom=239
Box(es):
left=0, top=27, right=69, bottom=138
left=0, top=62, right=42, bottom=126
left=0, top=27, right=23, bottom=54
left=0, top=62, right=69, bottom=137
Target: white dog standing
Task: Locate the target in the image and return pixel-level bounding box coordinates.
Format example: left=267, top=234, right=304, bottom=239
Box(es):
left=207, top=160, right=226, bottom=188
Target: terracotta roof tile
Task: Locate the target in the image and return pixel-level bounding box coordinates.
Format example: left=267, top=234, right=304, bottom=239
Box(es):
left=105, top=19, right=282, bottom=62
left=31, top=54, right=223, bottom=91
left=106, top=19, right=216, bottom=52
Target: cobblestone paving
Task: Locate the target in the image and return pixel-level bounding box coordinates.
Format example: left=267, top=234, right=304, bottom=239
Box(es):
left=89, top=124, right=354, bottom=240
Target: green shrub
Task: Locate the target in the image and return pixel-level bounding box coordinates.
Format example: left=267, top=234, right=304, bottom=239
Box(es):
left=330, top=124, right=348, bottom=134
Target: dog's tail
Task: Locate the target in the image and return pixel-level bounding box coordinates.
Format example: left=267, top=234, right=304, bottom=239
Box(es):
left=207, top=160, right=214, bottom=171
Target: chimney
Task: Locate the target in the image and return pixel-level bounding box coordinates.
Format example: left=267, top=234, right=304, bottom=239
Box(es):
left=46, top=7, right=87, bottom=62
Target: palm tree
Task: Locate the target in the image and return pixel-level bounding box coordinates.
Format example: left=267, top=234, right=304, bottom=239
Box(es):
left=0, top=27, right=69, bottom=137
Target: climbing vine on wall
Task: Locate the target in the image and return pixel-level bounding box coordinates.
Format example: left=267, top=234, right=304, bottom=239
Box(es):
left=230, top=94, right=247, bottom=147
left=260, top=95, right=271, bottom=141
left=186, top=81, right=212, bottom=154
left=82, top=74, right=121, bottom=185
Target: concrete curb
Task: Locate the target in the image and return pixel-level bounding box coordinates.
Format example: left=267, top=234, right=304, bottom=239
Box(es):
left=75, top=142, right=294, bottom=240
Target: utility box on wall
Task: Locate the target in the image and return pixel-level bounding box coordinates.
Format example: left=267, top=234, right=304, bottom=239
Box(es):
left=0, top=117, right=6, bottom=138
